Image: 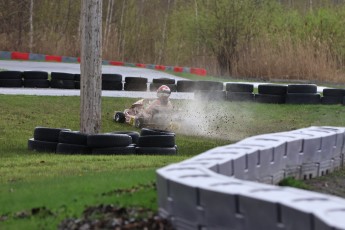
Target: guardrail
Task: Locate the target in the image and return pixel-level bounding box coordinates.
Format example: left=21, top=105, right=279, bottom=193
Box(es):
left=156, top=126, right=345, bottom=229
left=0, top=51, right=207, bottom=76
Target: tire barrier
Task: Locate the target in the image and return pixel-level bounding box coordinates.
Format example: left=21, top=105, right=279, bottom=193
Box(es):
left=224, top=83, right=255, bottom=102
left=150, top=78, right=177, bottom=92
left=23, top=79, right=50, bottom=88
left=28, top=127, right=177, bottom=155
left=1, top=70, right=344, bottom=105
left=28, top=127, right=71, bottom=152
left=286, top=84, right=321, bottom=104
left=102, top=74, right=123, bottom=91
left=322, top=88, right=345, bottom=105
left=256, top=84, right=287, bottom=104
left=176, top=80, right=196, bottom=92
left=22, top=72, right=50, bottom=88
left=137, top=128, right=177, bottom=155
left=124, top=77, right=148, bottom=91
left=194, top=83, right=344, bottom=105
left=0, top=71, right=23, bottom=87
left=0, top=51, right=207, bottom=76
left=50, top=72, right=75, bottom=89
left=156, top=126, right=345, bottom=229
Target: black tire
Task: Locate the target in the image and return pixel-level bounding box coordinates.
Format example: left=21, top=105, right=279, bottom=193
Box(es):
left=135, top=117, right=145, bottom=128
left=225, top=83, right=254, bottom=93
left=137, top=135, right=175, bottom=147
left=34, top=127, right=71, bottom=142
left=92, top=145, right=136, bottom=155
left=124, top=82, right=147, bottom=91
left=195, top=81, right=223, bottom=91
left=51, top=72, right=75, bottom=80
left=0, top=79, right=23, bottom=87
left=194, top=90, right=226, bottom=101
left=226, top=92, right=255, bottom=102
left=28, top=138, right=57, bottom=153
left=75, top=81, right=80, bottom=89
left=149, top=83, right=177, bottom=92
left=74, top=74, right=80, bottom=81
left=140, top=128, right=175, bottom=136
left=56, top=143, right=91, bottom=154
left=323, top=88, right=345, bottom=97
left=321, top=96, right=344, bottom=105
left=285, top=93, right=321, bottom=104
left=50, top=79, right=76, bottom=89
left=255, top=94, right=286, bottom=104
left=287, top=84, right=317, bottom=94
left=176, top=80, right=196, bottom=92
left=258, top=84, right=287, bottom=95
left=135, top=146, right=177, bottom=155
left=0, top=71, right=22, bottom=79
left=59, top=131, right=88, bottom=145
left=23, top=71, right=48, bottom=80
left=23, top=79, right=50, bottom=88
left=87, top=133, right=132, bottom=148
left=110, top=131, right=140, bottom=144
left=125, top=77, right=148, bottom=84
left=114, top=112, right=126, bottom=123
left=102, top=74, right=122, bottom=81
left=152, top=78, right=175, bottom=84
left=102, top=81, right=123, bottom=90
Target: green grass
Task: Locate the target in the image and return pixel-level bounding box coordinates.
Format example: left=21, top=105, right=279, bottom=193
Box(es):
left=1, top=95, right=345, bottom=229
left=278, top=177, right=310, bottom=190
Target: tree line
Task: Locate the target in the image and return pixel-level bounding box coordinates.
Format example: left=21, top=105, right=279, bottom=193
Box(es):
left=1, top=0, right=345, bottom=82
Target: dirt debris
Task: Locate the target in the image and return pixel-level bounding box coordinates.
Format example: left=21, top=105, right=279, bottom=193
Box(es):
left=58, top=205, right=174, bottom=230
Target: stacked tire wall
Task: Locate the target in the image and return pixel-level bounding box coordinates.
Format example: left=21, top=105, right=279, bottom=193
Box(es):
left=0, top=71, right=23, bottom=87
left=28, top=127, right=177, bottom=155
left=1, top=69, right=344, bottom=105
left=156, top=126, right=345, bottom=229
left=136, top=128, right=177, bottom=155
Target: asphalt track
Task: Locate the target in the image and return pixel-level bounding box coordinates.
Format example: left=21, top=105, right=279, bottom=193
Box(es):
left=0, top=60, right=326, bottom=99
left=0, top=60, right=193, bottom=99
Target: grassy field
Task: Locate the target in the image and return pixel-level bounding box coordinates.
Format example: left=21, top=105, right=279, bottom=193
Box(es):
left=0, top=94, right=345, bottom=229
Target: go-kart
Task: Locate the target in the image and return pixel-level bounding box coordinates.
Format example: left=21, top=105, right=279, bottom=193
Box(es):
left=113, top=99, right=180, bottom=130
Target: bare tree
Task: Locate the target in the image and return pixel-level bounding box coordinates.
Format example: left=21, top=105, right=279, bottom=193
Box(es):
left=29, top=0, right=34, bottom=52
left=104, top=0, right=114, bottom=50
left=118, top=0, right=127, bottom=60
left=80, top=0, right=102, bottom=134
left=157, top=0, right=171, bottom=64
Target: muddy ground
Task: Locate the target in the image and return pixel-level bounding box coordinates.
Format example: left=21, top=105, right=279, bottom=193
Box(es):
left=56, top=170, right=345, bottom=230
left=304, top=168, right=345, bottom=198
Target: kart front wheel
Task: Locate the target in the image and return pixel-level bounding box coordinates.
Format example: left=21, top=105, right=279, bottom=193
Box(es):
left=134, top=117, right=144, bottom=128
left=114, top=112, right=125, bottom=123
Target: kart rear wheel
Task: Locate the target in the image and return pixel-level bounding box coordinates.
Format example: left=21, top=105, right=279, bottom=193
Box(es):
left=114, top=112, right=125, bottom=123
left=135, top=117, right=144, bottom=128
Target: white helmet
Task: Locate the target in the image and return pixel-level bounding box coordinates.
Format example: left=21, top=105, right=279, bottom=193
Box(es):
left=157, top=85, right=171, bottom=99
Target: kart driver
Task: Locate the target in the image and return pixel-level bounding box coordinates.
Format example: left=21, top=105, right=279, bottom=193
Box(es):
left=142, top=85, right=173, bottom=118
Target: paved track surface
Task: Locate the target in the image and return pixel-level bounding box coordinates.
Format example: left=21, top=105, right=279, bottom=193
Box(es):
left=0, top=60, right=186, bottom=82
left=0, top=88, right=194, bottom=99
left=0, top=60, right=193, bottom=99
left=0, top=60, right=327, bottom=97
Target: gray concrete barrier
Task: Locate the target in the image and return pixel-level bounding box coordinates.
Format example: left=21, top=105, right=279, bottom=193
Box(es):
left=156, top=126, right=345, bottom=229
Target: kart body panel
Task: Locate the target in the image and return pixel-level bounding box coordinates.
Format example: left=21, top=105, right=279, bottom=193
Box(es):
left=114, top=99, right=179, bottom=130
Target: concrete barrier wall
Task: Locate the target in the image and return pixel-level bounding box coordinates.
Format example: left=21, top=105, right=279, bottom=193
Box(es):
left=156, top=126, right=345, bottom=230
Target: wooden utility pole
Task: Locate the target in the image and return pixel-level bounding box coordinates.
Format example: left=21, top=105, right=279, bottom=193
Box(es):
left=80, top=0, right=102, bottom=134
